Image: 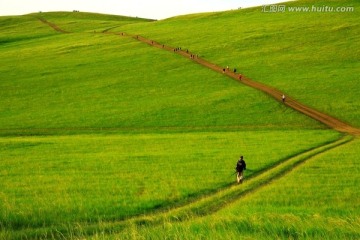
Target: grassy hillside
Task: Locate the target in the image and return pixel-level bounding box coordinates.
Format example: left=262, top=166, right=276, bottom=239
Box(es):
left=31, top=11, right=154, bottom=32
left=0, top=13, right=324, bottom=134
left=118, top=138, right=360, bottom=239
left=0, top=15, right=57, bottom=45
left=0, top=0, right=359, bottom=238
left=118, top=0, right=360, bottom=128
left=0, top=130, right=340, bottom=233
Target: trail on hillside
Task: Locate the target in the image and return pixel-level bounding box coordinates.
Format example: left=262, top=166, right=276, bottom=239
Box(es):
left=34, top=16, right=360, bottom=136
left=36, top=17, right=70, bottom=33
left=132, top=35, right=360, bottom=136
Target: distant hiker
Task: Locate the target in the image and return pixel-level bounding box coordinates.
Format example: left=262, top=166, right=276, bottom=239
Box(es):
left=223, top=68, right=226, bottom=73
left=282, top=94, right=286, bottom=103
left=235, top=156, right=247, bottom=184
left=226, top=66, right=229, bottom=71
left=239, top=74, right=242, bottom=80
left=233, top=68, right=237, bottom=73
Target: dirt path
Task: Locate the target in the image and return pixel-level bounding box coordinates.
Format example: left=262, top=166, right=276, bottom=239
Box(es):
left=132, top=34, right=360, bottom=136
left=34, top=17, right=360, bottom=136
left=36, top=17, right=70, bottom=33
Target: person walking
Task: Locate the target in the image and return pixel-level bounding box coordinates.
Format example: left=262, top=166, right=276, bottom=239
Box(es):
left=235, top=156, right=247, bottom=184
left=282, top=94, right=286, bottom=103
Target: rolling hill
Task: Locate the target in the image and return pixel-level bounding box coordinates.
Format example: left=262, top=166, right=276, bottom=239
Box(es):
left=119, top=0, right=360, bottom=128
left=0, top=0, right=359, bottom=239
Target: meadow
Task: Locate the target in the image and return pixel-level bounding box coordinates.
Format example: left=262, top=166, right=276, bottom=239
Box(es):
left=0, top=130, right=340, bottom=235
left=31, top=12, right=154, bottom=33
left=0, top=17, right=323, bottom=133
left=118, top=0, right=360, bottom=128
left=116, top=137, right=359, bottom=240
left=0, top=15, right=57, bottom=46
left=0, top=0, right=359, bottom=238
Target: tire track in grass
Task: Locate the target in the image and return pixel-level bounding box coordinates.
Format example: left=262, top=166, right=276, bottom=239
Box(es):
left=127, top=135, right=353, bottom=223
left=14, top=135, right=353, bottom=239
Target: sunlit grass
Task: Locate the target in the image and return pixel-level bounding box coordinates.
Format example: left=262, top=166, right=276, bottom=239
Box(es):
left=120, top=0, right=360, bottom=127
left=0, top=130, right=340, bottom=231
left=30, top=11, right=153, bottom=32
left=111, top=138, right=360, bottom=240
left=0, top=0, right=358, bottom=238
left=0, top=22, right=323, bottom=132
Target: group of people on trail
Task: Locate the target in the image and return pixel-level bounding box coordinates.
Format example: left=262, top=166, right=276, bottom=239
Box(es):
left=235, top=156, right=247, bottom=184
left=173, top=47, right=199, bottom=60
left=223, top=66, right=243, bottom=81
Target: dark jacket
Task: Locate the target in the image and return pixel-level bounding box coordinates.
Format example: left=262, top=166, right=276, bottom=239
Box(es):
left=236, top=159, right=246, bottom=172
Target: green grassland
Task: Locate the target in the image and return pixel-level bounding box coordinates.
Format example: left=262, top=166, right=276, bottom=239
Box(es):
left=32, top=12, right=154, bottom=33
left=0, top=0, right=359, bottom=238
left=0, top=15, right=58, bottom=46
left=0, top=130, right=340, bottom=234
left=0, top=17, right=323, bottom=133
left=118, top=138, right=359, bottom=240
left=117, top=0, right=360, bottom=128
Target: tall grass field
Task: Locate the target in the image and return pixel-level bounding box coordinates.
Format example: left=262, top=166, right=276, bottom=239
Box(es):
left=0, top=0, right=359, bottom=239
